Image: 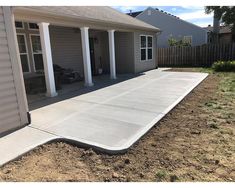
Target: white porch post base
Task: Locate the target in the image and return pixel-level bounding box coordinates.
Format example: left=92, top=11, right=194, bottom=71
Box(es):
left=108, top=30, right=117, bottom=79
left=38, top=22, right=57, bottom=97
left=84, top=82, right=94, bottom=87
left=80, top=27, right=94, bottom=87
left=45, top=92, right=58, bottom=97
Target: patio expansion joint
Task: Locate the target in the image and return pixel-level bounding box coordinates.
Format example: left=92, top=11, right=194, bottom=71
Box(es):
left=28, top=125, right=61, bottom=138
left=76, top=73, right=171, bottom=104
left=71, top=98, right=163, bottom=114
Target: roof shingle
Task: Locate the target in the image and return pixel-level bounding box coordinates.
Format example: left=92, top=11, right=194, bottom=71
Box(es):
left=14, top=6, right=160, bottom=32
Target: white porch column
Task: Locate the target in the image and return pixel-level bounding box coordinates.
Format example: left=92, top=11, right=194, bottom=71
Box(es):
left=38, top=22, right=57, bottom=97
left=80, top=27, right=93, bottom=87
left=108, top=30, right=116, bottom=79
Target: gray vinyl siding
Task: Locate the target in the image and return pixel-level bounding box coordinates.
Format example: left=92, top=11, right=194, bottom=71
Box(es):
left=89, top=31, right=110, bottom=74
left=115, top=32, right=135, bottom=74
left=134, top=31, right=157, bottom=73
left=136, top=7, right=207, bottom=47
left=99, top=32, right=110, bottom=74
left=49, top=26, right=84, bottom=76
left=0, top=7, right=22, bottom=135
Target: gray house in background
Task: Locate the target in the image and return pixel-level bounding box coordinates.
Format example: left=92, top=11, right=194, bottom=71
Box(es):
left=128, top=7, right=208, bottom=47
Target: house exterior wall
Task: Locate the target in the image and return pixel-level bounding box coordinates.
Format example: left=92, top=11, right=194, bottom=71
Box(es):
left=16, top=24, right=113, bottom=77
left=15, top=22, right=138, bottom=77
left=0, top=7, right=28, bottom=135
left=115, top=31, right=135, bottom=73
left=49, top=26, right=84, bottom=76
left=89, top=30, right=110, bottom=74
left=134, top=31, right=157, bottom=73
left=136, top=7, right=208, bottom=47
left=16, top=24, right=85, bottom=76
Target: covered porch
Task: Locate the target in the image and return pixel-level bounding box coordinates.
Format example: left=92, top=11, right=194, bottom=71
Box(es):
left=13, top=7, right=135, bottom=106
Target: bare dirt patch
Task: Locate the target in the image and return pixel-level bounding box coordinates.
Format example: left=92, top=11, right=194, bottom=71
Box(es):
left=0, top=68, right=234, bottom=182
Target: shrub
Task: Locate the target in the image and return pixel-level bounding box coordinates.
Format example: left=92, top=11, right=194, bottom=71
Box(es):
left=168, top=36, right=191, bottom=47
left=212, top=61, right=235, bottom=72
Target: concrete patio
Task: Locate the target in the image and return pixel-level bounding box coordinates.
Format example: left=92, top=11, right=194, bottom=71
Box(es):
left=0, top=69, right=208, bottom=166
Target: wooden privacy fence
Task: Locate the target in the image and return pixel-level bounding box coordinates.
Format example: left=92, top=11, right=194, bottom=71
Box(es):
left=157, top=43, right=235, bottom=67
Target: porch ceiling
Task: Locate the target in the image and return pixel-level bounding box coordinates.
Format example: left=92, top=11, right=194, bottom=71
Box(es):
left=12, top=6, right=160, bottom=32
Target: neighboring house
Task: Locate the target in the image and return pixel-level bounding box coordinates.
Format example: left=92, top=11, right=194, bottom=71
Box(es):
left=0, top=6, right=160, bottom=135
left=128, top=7, right=208, bottom=47
left=204, top=25, right=233, bottom=44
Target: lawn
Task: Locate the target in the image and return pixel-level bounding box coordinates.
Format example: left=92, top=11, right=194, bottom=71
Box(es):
left=0, top=68, right=234, bottom=182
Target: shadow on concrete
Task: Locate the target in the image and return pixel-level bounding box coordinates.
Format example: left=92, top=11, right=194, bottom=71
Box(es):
left=29, top=73, right=145, bottom=111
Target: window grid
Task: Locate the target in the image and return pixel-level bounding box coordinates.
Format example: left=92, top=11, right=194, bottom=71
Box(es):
left=15, top=21, right=24, bottom=29
left=28, top=23, right=39, bottom=30
left=16, top=34, right=31, bottom=73
left=29, top=34, right=44, bottom=72
left=140, top=35, right=153, bottom=61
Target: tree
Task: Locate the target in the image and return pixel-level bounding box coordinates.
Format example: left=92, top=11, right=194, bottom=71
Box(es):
left=168, top=36, right=191, bottom=47
left=205, top=6, right=235, bottom=42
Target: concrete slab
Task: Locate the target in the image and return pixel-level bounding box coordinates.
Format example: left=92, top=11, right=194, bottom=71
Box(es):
left=30, top=70, right=208, bottom=153
left=0, top=69, right=208, bottom=166
left=0, top=127, right=57, bottom=166
left=31, top=100, right=94, bottom=129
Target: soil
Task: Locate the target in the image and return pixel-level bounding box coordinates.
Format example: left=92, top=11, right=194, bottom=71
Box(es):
left=0, top=68, right=234, bottom=182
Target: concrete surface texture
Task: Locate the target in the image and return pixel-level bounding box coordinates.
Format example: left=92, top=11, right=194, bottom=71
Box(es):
left=0, top=69, right=208, bottom=166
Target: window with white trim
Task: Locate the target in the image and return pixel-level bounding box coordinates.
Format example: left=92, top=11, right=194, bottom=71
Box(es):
left=183, top=36, right=192, bottom=45
left=15, top=21, right=24, bottom=29
left=140, top=35, right=153, bottom=61
left=16, top=34, right=30, bottom=73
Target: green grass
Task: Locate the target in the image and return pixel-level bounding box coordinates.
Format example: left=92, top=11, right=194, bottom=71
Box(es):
left=192, top=67, right=214, bottom=74
left=171, top=67, right=232, bottom=126
left=155, top=170, right=167, bottom=181
left=188, top=67, right=235, bottom=130
left=219, top=72, right=235, bottom=97
left=191, top=68, right=235, bottom=98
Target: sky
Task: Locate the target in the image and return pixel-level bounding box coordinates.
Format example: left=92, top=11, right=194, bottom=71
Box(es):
left=113, top=6, right=213, bottom=27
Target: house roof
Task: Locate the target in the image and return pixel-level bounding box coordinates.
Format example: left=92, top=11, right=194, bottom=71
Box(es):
left=204, top=25, right=232, bottom=34
left=127, top=7, right=206, bottom=32
left=13, top=6, right=160, bottom=32
left=127, top=8, right=180, bottom=19
left=127, top=11, right=143, bottom=17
